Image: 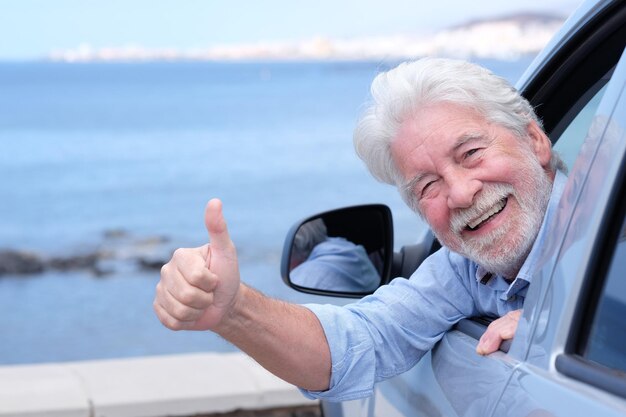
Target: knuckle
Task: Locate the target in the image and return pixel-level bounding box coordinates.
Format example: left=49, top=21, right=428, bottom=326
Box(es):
left=205, top=291, right=214, bottom=305
left=187, top=269, right=207, bottom=287
left=164, top=317, right=183, bottom=331
left=155, top=293, right=196, bottom=324
left=507, top=309, right=521, bottom=320
left=172, top=248, right=188, bottom=261
left=155, top=304, right=181, bottom=331
left=171, top=304, right=193, bottom=321
left=178, top=287, right=198, bottom=306
left=155, top=281, right=167, bottom=297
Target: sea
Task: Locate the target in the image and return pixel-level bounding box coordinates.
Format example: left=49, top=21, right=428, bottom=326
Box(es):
left=0, top=57, right=533, bottom=365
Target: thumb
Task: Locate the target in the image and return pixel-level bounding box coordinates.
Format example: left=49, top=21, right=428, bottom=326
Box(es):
left=204, top=198, right=233, bottom=258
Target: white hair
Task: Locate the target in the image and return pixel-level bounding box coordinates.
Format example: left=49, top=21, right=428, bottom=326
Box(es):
left=292, top=218, right=328, bottom=263
left=353, top=58, right=565, bottom=211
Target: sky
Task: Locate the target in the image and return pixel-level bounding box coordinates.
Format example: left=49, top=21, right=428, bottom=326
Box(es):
left=1, top=0, right=582, bottom=60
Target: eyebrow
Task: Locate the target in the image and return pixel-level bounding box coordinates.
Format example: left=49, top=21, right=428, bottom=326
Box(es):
left=402, top=172, right=429, bottom=196
left=452, top=132, right=484, bottom=152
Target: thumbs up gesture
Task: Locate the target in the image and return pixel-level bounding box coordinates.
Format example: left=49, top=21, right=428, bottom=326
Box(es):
left=154, top=199, right=241, bottom=331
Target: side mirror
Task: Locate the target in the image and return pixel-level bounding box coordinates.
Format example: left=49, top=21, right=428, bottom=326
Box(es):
left=281, top=204, right=393, bottom=298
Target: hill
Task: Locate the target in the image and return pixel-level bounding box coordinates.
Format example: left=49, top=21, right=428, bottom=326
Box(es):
left=48, top=12, right=566, bottom=62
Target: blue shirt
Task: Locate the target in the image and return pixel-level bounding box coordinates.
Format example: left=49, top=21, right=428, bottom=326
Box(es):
left=291, top=237, right=381, bottom=293
left=302, top=171, right=567, bottom=401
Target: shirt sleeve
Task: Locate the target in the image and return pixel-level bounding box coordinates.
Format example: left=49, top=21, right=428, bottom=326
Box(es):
left=300, top=247, right=478, bottom=401
left=291, top=238, right=381, bottom=292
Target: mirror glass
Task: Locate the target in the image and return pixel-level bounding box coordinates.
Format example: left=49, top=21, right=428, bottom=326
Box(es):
left=286, top=206, right=391, bottom=295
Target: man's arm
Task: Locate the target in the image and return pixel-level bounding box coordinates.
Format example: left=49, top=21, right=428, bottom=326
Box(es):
left=153, top=199, right=331, bottom=391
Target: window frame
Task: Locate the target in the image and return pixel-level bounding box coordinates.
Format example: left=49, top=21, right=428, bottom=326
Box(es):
left=554, top=42, right=626, bottom=400
left=555, top=160, right=626, bottom=398
left=519, top=1, right=626, bottom=142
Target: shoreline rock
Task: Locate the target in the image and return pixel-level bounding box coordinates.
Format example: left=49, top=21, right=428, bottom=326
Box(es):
left=0, top=250, right=45, bottom=275
left=0, top=231, right=172, bottom=277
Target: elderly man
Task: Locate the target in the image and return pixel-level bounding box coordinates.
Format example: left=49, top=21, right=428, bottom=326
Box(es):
left=153, top=58, right=567, bottom=401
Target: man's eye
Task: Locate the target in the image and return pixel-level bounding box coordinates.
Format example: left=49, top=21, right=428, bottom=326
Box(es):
left=420, top=181, right=435, bottom=197
left=464, top=148, right=481, bottom=159
left=463, top=148, right=482, bottom=160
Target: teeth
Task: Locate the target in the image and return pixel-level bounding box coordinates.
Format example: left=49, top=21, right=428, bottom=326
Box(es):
left=467, top=199, right=506, bottom=230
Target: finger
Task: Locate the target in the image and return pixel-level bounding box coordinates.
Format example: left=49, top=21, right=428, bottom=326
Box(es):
left=172, top=247, right=217, bottom=293
left=162, top=269, right=215, bottom=309
left=153, top=301, right=199, bottom=331
left=477, top=321, right=506, bottom=355
left=476, top=331, right=502, bottom=355
left=163, top=292, right=207, bottom=322
left=476, top=311, right=521, bottom=355
left=204, top=198, right=234, bottom=266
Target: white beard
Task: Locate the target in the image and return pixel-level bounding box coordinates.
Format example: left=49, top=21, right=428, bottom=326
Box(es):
left=440, top=157, right=553, bottom=279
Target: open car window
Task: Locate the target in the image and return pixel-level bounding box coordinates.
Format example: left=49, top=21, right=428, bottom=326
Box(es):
left=554, top=40, right=626, bottom=399
left=553, top=82, right=609, bottom=169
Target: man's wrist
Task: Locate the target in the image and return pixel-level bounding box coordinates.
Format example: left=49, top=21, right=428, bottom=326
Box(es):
left=213, top=282, right=250, bottom=336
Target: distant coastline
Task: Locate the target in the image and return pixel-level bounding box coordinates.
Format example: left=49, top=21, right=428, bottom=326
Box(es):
left=46, top=12, right=564, bottom=63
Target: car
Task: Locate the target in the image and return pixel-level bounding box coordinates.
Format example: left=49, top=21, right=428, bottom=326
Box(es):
left=280, top=0, right=626, bottom=415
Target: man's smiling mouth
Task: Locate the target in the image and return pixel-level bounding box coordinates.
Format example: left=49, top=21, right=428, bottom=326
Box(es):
left=466, top=198, right=508, bottom=231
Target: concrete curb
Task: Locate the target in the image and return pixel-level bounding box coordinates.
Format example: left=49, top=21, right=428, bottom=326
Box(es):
left=0, top=352, right=317, bottom=417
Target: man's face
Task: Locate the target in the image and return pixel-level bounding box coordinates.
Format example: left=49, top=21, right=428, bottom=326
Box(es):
left=391, top=102, right=554, bottom=277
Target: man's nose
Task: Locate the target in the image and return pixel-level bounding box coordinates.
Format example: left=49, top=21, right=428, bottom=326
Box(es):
left=447, top=175, right=482, bottom=209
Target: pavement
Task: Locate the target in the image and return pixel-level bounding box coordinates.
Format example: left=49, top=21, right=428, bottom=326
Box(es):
left=0, top=352, right=318, bottom=417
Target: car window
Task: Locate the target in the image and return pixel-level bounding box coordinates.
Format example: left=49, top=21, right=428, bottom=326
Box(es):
left=554, top=43, right=626, bottom=399
left=553, top=83, right=608, bottom=169
left=522, top=1, right=626, bottom=166
left=584, top=213, right=626, bottom=372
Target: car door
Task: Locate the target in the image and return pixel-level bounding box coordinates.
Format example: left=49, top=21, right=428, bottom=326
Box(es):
left=363, top=63, right=619, bottom=417
left=323, top=2, right=626, bottom=417
left=491, top=36, right=626, bottom=417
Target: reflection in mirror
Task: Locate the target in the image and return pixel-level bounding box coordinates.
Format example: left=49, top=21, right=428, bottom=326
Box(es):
left=286, top=206, right=391, bottom=294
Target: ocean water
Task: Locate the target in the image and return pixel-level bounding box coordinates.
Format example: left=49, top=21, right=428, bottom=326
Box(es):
left=0, top=58, right=532, bottom=364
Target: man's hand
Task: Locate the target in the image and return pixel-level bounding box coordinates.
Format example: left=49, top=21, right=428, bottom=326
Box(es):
left=476, top=309, right=522, bottom=355
left=154, top=198, right=241, bottom=331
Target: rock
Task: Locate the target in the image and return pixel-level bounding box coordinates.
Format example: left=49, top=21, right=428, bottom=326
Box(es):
left=0, top=230, right=175, bottom=278
left=0, top=249, right=113, bottom=277
left=136, top=236, right=170, bottom=245
left=0, top=250, right=45, bottom=275
left=48, top=253, right=100, bottom=271
left=103, top=229, right=130, bottom=239
left=138, top=258, right=166, bottom=271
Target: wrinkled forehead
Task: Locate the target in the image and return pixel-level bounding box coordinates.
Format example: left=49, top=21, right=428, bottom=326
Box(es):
left=390, top=103, right=491, bottom=175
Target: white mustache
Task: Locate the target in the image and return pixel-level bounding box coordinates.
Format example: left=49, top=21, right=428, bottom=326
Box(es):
left=449, top=184, right=514, bottom=234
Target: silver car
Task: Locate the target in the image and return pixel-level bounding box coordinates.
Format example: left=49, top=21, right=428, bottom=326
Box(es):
left=281, top=0, right=626, bottom=415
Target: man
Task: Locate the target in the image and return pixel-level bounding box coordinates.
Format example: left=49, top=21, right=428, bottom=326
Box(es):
left=290, top=218, right=381, bottom=292
left=153, top=58, right=567, bottom=401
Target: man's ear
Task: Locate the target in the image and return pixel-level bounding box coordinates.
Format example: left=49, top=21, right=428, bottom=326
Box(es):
left=527, top=121, right=552, bottom=168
